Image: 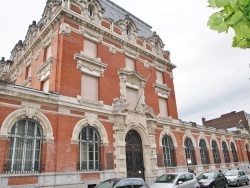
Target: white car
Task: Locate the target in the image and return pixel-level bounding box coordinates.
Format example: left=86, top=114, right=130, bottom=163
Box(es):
left=150, top=172, right=200, bottom=188
left=224, top=169, right=249, bottom=186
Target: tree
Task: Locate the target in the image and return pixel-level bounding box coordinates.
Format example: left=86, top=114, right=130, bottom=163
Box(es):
left=207, top=0, right=250, bottom=49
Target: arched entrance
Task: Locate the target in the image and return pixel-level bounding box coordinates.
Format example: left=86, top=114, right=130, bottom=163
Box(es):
left=125, top=130, right=145, bottom=179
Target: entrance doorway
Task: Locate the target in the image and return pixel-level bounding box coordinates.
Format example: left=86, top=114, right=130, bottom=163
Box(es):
left=125, top=130, right=145, bottom=179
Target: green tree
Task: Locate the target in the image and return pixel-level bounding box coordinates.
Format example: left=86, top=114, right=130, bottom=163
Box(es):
left=207, top=0, right=250, bottom=48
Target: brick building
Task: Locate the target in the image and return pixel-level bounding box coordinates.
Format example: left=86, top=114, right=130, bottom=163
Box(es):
left=202, top=111, right=250, bottom=131
left=0, top=0, right=250, bottom=187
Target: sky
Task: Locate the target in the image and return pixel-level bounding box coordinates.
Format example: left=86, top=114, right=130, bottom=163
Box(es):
left=0, top=0, right=249, bottom=125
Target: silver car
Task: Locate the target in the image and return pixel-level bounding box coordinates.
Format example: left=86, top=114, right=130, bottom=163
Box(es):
left=150, top=172, right=200, bottom=188
left=95, top=177, right=147, bottom=188
left=224, top=169, right=249, bottom=186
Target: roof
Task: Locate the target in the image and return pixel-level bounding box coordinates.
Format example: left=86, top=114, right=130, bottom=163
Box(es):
left=99, top=0, right=153, bottom=38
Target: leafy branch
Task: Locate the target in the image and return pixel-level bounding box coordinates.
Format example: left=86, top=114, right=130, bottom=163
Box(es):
left=207, top=0, right=250, bottom=48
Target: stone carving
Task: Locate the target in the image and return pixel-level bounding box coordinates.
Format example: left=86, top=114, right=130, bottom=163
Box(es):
left=59, top=23, right=71, bottom=35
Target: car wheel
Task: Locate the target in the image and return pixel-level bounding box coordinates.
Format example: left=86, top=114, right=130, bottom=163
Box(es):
left=236, top=180, right=240, bottom=187
left=224, top=183, right=228, bottom=188
left=246, top=179, right=249, bottom=185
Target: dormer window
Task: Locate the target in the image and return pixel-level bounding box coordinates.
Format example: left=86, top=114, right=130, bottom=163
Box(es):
left=88, top=5, right=94, bottom=17
left=126, top=25, right=131, bottom=36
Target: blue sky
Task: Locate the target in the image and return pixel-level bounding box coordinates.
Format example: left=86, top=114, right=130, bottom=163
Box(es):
left=1, top=0, right=249, bottom=124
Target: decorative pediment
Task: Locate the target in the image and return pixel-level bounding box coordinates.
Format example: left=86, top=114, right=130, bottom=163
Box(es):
left=74, top=52, right=107, bottom=77
left=22, top=77, right=32, bottom=87
left=123, top=45, right=138, bottom=59
left=147, top=31, right=165, bottom=55
left=81, top=0, right=104, bottom=23
left=153, top=82, right=171, bottom=98
left=36, top=57, right=54, bottom=81
left=23, top=21, right=39, bottom=46
left=42, top=0, right=60, bottom=26
left=118, top=69, right=146, bottom=86
left=116, top=14, right=139, bottom=40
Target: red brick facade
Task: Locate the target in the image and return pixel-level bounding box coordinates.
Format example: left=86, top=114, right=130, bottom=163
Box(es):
left=0, top=1, right=250, bottom=188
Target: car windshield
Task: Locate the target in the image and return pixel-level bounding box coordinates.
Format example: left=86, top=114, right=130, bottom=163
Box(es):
left=224, top=170, right=238, bottom=176
left=155, top=174, right=178, bottom=183
left=96, top=179, right=120, bottom=188
left=198, top=172, right=215, bottom=180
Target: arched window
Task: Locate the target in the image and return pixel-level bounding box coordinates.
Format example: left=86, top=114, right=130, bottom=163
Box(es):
left=246, top=144, right=250, bottom=163
left=184, top=137, right=196, bottom=165
left=88, top=5, right=94, bottom=17
left=231, top=142, right=238, bottom=162
left=7, top=118, right=43, bottom=173
left=78, top=125, right=101, bottom=171
left=126, top=25, right=132, bottom=36
left=212, top=140, right=221, bottom=163
left=162, top=135, right=175, bottom=167
left=199, top=139, right=210, bottom=164
left=222, top=141, right=230, bottom=163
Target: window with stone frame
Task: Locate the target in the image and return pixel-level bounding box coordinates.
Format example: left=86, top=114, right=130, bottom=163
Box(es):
left=125, top=56, right=135, bottom=71
left=184, top=137, right=197, bottom=165
left=231, top=142, right=238, bottom=162
left=81, top=73, right=98, bottom=102
left=45, top=44, right=52, bottom=61
left=222, top=141, right=230, bottom=163
left=162, top=135, right=175, bottom=167
left=212, top=140, right=221, bottom=163
left=41, top=78, right=49, bottom=92
left=87, top=4, right=95, bottom=17
left=156, top=70, right=163, bottom=84
left=83, top=39, right=97, bottom=59
left=25, top=65, right=31, bottom=80
left=6, top=118, right=43, bottom=174
left=126, top=86, right=139, bottom=110
left=158, top=97, right=168, bottom=117
left=199, top=139, right=210, bottom=164
left=78, top=125, right=101, bottom=171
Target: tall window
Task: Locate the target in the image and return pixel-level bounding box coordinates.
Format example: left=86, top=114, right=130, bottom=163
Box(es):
left=42, top=78, right=49, bottom=92
left=231, top=142, right=238, bottom=162
left=84, top=39, right=97, bottom=59
left=125, top=57, right=135, bottom=71
left=7, top=119, right=43, bottom=173
left=81, top=74, right=98, bottom=101
left=79, top=125, right=101, bottom=171
left=88, top=5, right=94, bottom=17
left=126, top=87, right=138, bottom=110
left=25, top=66, right=31, bottom=79
left=184, top=137, right=196, bottom=165
left=158, top=97, right=168, bottom=117
left=156, top=70, right=163, bottom=84
left=222, top=141, right=230, bottom=163
left=162, top=135, right=175, bottom=167
left=212, top=140, right=221, bottom=163
left=45, top=45, right=51, bottom=61
left=199, top=139, right=209, bottom=164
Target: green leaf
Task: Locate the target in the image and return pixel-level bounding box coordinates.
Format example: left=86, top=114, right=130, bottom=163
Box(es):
left=229, top=0, right=238, bottom=7
left=228, top=10, right=243, bottom=24
left=208, top=0, right=217, bottom=8
left=216, top=0, right=229, bottom=7
left=237, top=39, right=249, bottom=48
left=239, top=0, right=250, bottom=6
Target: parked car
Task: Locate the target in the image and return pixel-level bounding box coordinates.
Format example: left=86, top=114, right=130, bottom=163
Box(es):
left=197, top=171, right=228, bottom=188
left=95, top=177, right=147, bottom=188
left=224, top=169, right=249, bottom=186
left=150, top=172, right=200, bottom=188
